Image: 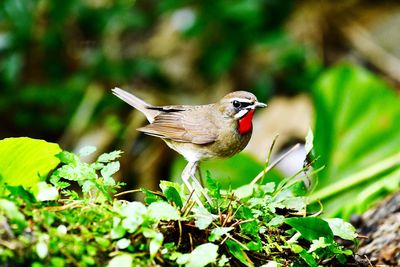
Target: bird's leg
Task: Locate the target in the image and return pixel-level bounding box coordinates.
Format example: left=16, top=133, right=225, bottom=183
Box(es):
left=196, top=167, right=204, bottom=186
left=189, top=163, right=212, bottom=205
left=182, top=161, right=204, bottom=208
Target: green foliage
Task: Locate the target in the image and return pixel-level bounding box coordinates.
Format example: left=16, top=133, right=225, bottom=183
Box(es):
left=171, top=153, right=283, bottom=189
left=0, top=143, right=357, bottom=266
left=50, top=147, right=124, bottom=202
left=311, top=64, right=400, bottom=219
left=0, top=0, right=317, bottom=139
left=285, top=217, right=334, bottom=242
left=0, top=137, right=61, bottom=187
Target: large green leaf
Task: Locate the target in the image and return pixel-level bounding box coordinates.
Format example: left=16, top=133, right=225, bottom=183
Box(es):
left=310, top=65, right=400, bottom=219
left=285, top=217, right=334, bottom=242
left=0, top=137, right=62, bottom=187
left=171, top=153, right=282, bottom=189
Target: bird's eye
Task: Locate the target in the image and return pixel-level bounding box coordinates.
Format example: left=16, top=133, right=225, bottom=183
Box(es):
left=232, top=100, right=241, bottom=108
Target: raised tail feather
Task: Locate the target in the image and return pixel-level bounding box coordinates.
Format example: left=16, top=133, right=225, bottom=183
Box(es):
left=112, top=87, right=159, bottom=122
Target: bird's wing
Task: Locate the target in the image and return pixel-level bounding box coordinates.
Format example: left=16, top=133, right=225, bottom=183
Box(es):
left=137, top=106, right=218, bottom=145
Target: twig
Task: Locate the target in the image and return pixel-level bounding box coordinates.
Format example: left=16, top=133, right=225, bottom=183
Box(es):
left=188, top=233, right=193, bottom=251
left=251, top=143, right=301, bottom=185
left=183, top=198, right=196, bottom=218
left=364, top=255, right=373, bottom=267
left=181, top=189, right=195, bottom=214
left=230, top=219, right=255, bottom=228
left=177, top=220, right=182, bottom=248
left=114, top=189, right=142, bottom=197
left=260, top=135, right=279, bottom=184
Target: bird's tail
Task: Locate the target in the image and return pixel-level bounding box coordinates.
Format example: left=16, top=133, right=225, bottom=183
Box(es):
left=112, top=87, right=158, bottom=122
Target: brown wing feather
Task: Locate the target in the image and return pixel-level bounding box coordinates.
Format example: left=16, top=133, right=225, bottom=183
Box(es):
left=137, top=107, right=218, bottom=145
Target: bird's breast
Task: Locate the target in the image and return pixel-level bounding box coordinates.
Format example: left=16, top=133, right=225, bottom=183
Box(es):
left=238, top=109, right=254, bottom=135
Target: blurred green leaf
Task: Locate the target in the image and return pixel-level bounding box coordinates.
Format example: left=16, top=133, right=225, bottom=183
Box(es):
left=177, top=243, right=218, bottom=267
left=107, top=254, right=132, bottom=267
left=143, top=229, right=164, bottom=259
left=324, top=218, right=357, bottom=241
left=32, top=182, right=59, bottom=201
left=147, top=202, right=180, bottom=221
left=0, top=198, right=26, bottom=230
left=311, top=64, right=400, bottom=219
left=171, top=153, right=282, bottom=189
left=0, top=137, right=61, bottom=187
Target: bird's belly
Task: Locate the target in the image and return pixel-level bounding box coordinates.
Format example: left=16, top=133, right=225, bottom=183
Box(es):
left=163, top=130, right=251, bottom=162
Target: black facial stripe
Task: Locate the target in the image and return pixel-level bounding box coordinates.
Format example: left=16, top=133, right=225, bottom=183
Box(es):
left=240, top=102, right=252, bottom=108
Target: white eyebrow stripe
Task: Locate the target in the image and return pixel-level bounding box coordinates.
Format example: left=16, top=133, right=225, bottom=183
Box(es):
left=234, top=109, right=250, bottom=119
left=230, top=98, right=253, bottom=103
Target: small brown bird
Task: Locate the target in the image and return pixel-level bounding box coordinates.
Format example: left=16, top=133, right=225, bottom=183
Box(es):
left=112, top=88, right=266, bottom=204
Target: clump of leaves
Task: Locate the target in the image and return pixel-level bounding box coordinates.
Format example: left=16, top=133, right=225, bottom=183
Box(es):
left=0, top=139, right=358, bottom=266
left=50, top=146, right=125, bottom=203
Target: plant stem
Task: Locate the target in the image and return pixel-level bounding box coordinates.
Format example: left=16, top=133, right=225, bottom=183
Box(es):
left=251, top=143, right=300, bottom=185
left=309, top=152, right=400, bottom=202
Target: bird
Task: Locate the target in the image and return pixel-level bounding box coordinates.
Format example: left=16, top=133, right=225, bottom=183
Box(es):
left=112, top=87, right=267, bottom=205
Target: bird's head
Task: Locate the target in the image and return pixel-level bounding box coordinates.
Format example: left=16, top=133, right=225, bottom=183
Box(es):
left=218, top=91, right=267, bottom=134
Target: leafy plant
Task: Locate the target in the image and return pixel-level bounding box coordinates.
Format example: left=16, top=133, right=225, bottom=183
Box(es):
left=0, top=138, right=357, bottom=266
left=50, top=146, right=125, bottom=203
left=310, top=64, right=400, bottom=219
left=0, top=137, right=61, bottom=187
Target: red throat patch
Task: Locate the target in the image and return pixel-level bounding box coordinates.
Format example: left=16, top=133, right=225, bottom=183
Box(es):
left=238, top=109, right=254, bottom=135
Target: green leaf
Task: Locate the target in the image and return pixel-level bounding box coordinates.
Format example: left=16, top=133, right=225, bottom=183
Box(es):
left=311, top=64, right=400, bottom=219
left=285, top=217, right=333, bottom=241
left=194, top=208, right=214, bottom=230
left=208, top=227, right=234, bottom=242
left=324, top=218, right=357, bottom=240
left=143, top=229, right=164, bottom=259
left=178, top=243, right=219, bottom=267
left=97, top=151, right=123, bottom=163
left=299, top=250, right=318, bottom=267
left=0, top=138, right=61, bottom=187
left=234, top=184, right=256, bottom=199
left=36, top=241, right=48, bottom=259
left=147, top=202, right=180, bottom=221
left=304, top=128, right=314, bottom=156
left=31, top=182, right=59, bottom=201
left=107, top=254, right=132, bottom=267
left=267, top=215, right=285, bottom=227
left=0, top=198, right=26, bottom=229
left=160, top=181, right=183, bottom=208
left=225, top=239, right=253, bottom=266
left=101, top=162, right=120, bottom=178
left=308, top=237, right=329, bottom=252
left=56, top=151, right=78, bottom=165
left=205, top=172, right=221, bottom=199
left=171, top=153, right=282, bottom=189
left=78, top=146, right=97, bottom=157
left=141, top=188, right=163, bottom=204
left=5, top=185, right=35, bottom=203
left=114, top=201, right=146, bottom=233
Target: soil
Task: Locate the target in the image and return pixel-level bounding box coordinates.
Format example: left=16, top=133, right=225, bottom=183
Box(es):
left=352, top=192, right=400, bottom=266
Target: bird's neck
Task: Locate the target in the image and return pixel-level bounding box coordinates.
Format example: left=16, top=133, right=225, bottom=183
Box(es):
left=238, top=109, right=254, bottom=135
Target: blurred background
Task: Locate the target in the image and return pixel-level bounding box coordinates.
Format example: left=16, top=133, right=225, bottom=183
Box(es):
left=1, top=0, right=399, bottom=219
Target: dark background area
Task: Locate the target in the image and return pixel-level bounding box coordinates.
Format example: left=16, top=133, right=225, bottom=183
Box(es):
left=1, top=0, right=399, bottom=213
